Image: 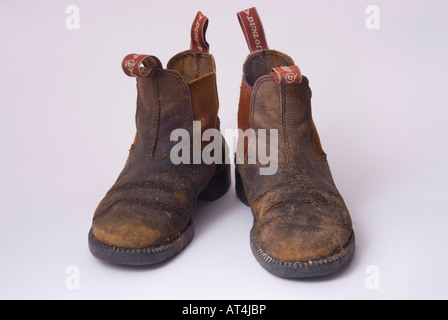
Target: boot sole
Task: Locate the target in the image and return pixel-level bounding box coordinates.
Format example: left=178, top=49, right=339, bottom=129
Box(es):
left=88, top=221, right=194, bottom=266
left=250, top=229, right=355, bottom=278
left=235, top=167, right=355, bottom=278
left=88, top=164, right=231, bottom=266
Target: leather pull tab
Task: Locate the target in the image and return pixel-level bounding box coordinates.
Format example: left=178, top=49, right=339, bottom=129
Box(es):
left=122, top=54, right=162, bottom=78
left=190, top=11, right=209, bottom=52
left=237, top=7, right=268, bottom=52
left=271, top=66, right=303, bottom=84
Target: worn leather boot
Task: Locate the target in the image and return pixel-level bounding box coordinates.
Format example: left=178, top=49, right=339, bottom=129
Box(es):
left=89, top=12, right=230, bottom=265
left=235, top=7, right=355, bottom=278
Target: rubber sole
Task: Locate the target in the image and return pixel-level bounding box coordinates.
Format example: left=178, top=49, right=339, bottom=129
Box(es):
left=235, top=166, right=355, bottom=278
left=88, top=221, right=194, bottom=266
left=250, top=229, right=355, bottom=278
left=88, top=164, right=231, bottom=266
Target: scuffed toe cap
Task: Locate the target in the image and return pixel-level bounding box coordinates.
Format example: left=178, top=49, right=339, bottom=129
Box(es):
left=255, top=206, right=353, bottom=262
left=91, top=203, right=185, bottom=249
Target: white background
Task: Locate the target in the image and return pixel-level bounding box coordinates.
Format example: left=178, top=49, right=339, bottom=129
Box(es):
left=1, top=0, right=447, bottom=300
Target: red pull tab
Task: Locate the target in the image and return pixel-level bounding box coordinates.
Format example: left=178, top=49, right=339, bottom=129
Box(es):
left=237, top=7, right=269, bottom=52
left=271, top=66, right=303, bottom=84
left=190, top=11, right=209, bottom=52
left=122, top=54, right=162, bottom=78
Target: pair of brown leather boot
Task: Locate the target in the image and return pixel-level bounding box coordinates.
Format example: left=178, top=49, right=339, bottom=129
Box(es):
left=88, top=8, right=355, bottom=278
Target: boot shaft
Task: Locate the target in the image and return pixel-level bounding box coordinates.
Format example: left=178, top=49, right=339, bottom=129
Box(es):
left=116, top=12, right=226, bottom=186
left=131, top=51, right=219, bottom=161
left=120, top=11, right=220, bottom=165
left=237, top=8, right=324, bottom=167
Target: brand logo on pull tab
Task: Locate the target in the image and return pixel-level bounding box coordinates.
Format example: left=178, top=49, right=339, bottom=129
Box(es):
left=194, top=13, right=204, bottom=51
left=237, top=7, right=269, bottom=52
left=271, top=66, right=303, bottom=84
left=190, top=11, right=209, bottom=53
left=122, top=54, right=162, bottom=78
left=244, top=9, right=263, bottom=50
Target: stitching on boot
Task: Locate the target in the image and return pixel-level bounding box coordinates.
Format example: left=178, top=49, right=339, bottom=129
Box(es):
left=150, top=76, right=160, bottom=159
left=150, top=71, right=194, bottom=161
left=251, top=230, right=355, bottom=267
left=280, top=84, right=291, bottom=162
left=194, top=53, right=201, bottom=80
left=95, top=197, right=188, bottom=221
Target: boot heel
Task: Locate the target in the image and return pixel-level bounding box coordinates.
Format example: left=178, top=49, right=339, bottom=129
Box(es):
left=198, top=164, right=231, bottom=201
left=235, top=167, right=250, bottom=207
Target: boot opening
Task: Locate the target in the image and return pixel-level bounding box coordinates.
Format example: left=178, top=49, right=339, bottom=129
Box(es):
left=243, top=50, right=295, bottom=87
left=167, top=50, right=215, bottom=83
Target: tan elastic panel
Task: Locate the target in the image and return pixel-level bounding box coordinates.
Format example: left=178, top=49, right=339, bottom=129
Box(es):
left=188, top=72, right=219, bottom=133
left=238, top=76, right=252, bottom=132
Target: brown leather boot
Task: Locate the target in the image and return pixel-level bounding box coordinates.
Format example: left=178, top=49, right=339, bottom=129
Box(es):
left=235, top=7, right=355, bottom=278
left=88, top=12, right=230, bottom=265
